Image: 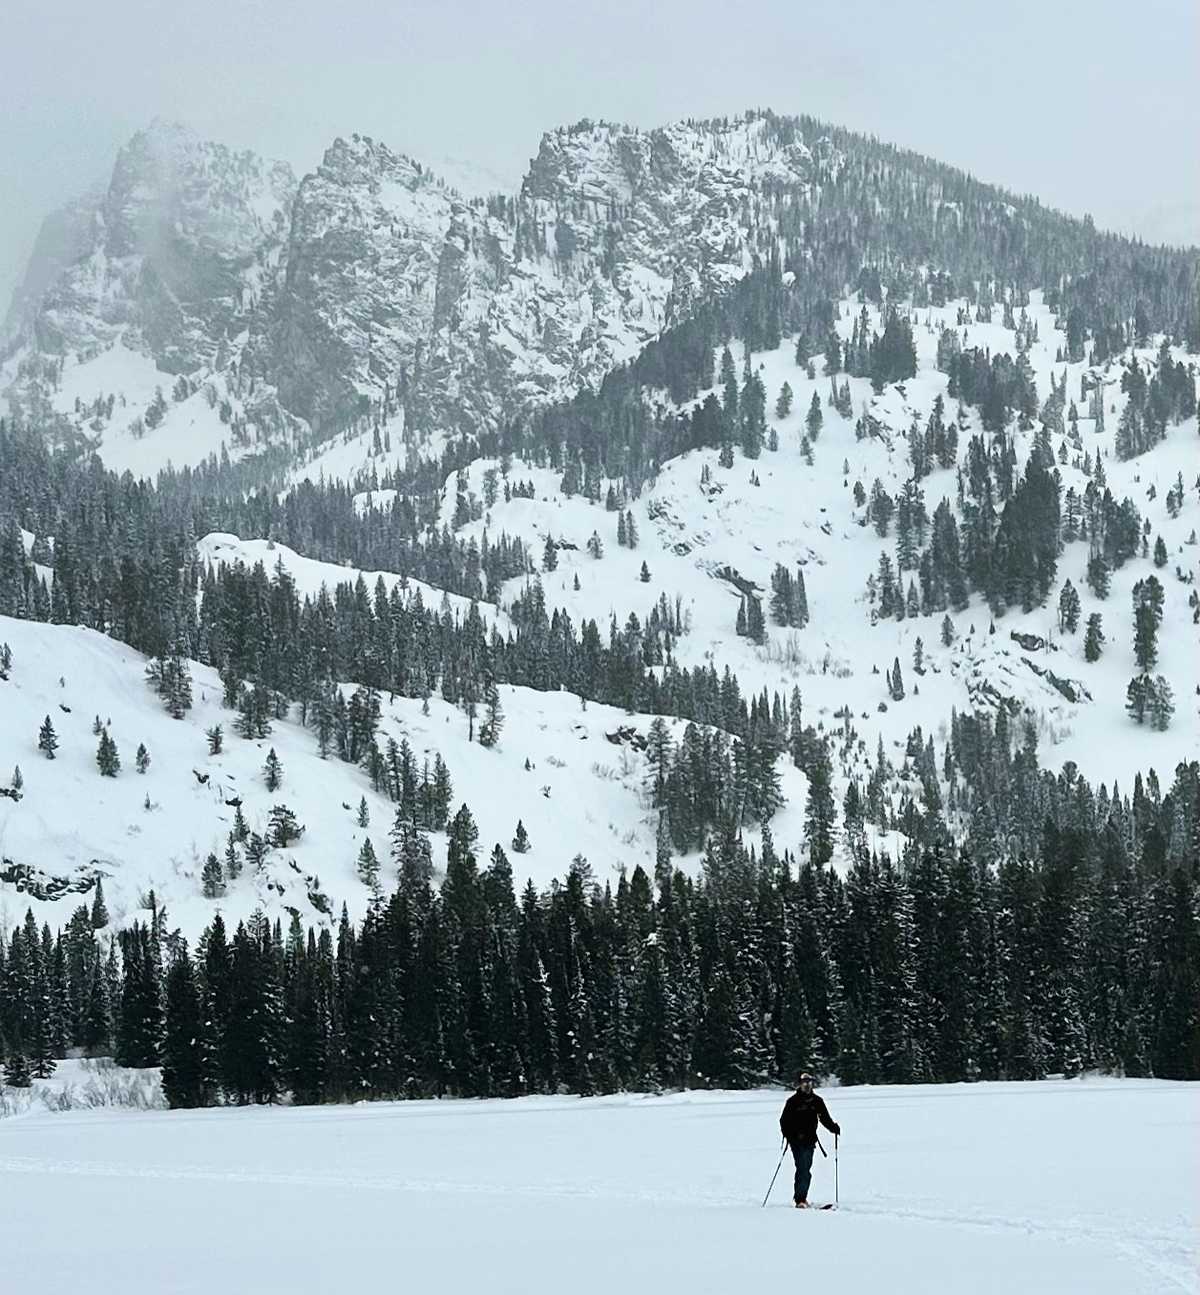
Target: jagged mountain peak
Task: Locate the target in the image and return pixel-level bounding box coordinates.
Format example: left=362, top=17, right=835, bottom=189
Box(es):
left=2, top=120, right=297, bottom=408
left=316, top=133, right=446, bottom=194
left=104, top=120, right=296, bottom=259
left=522, top=110, right=829, bottom=204
left=4, top=107, right=1196, bottom=478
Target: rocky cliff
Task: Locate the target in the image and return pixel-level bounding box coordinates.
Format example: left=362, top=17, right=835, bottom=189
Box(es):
left=7, top=120, right=295, bottom=374
left=5, top=113, right=836, bottom=454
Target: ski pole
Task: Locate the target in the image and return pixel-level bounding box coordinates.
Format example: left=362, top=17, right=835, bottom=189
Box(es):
left=834, top=1133, right=839, bottom=1206
left=815, top=1134, right=827, bottom=1158
left=761, top=1137, right=787, bottom=1208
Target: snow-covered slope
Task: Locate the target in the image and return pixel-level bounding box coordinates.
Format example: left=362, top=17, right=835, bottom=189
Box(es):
left=0, top=613, right=803, bottom=941
left=196, top=533, right=508, bottom=628
left=2, top=291, right=1194, bottom=935
left=3, top=1078, right=1195, bottom=1294
left=451, top=292, right=1198, bottom=819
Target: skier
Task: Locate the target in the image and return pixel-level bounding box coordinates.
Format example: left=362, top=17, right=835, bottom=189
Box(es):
left=779, top=1071, right=840, bottom=1208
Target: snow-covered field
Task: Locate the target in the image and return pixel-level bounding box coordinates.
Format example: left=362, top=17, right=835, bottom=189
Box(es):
left=0, top=1077, right=1193, bottom=1293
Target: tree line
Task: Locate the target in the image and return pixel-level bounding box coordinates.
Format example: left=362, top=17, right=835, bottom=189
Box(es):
left=2, top=751, right=1196, bottom=1099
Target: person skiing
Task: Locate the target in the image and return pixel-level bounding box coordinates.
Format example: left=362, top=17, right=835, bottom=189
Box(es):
left=779, top=1071, right=840, bottom=1207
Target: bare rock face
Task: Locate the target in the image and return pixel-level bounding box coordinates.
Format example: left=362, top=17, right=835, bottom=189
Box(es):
left=269, top=113, right=833, bottom=435
left=271, top=114, right=835, bottom=436
left=271, top=134, right=456, bottom=429
left=13, top=121, right=296, bottom=373
left=6, top=111, right=837, bottom=451
left=3, top=187, right=105, bottom=347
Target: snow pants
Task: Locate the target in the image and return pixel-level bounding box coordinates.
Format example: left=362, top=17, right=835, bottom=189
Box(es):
left=790, top=1141, right=815, bottom=1203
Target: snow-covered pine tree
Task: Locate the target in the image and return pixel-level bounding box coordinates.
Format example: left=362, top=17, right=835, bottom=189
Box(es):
left=96, top=730, right=120, bottom=776
left=201, top=852, right=226, bottom=898
left=268, top=805, right=304, bottom=848
left=1084, top=613, right=1105, bottom=662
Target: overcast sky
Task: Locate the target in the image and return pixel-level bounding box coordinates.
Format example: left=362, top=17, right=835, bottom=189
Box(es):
left=3, top=0, right=1197, bottom=309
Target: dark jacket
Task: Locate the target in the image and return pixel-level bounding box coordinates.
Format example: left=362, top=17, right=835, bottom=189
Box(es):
left=780, top=1090, right=840, bottom=1146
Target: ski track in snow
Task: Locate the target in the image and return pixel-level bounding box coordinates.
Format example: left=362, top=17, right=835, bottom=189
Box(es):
left=2, top=1079, right=1194, bottom=1294
left=0, top=1153, right=1188, bottom=1279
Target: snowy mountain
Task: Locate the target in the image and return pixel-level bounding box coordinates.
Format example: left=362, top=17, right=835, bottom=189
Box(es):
left=272, top=117, right=837, bottom=435
left=5, top=121, right=295, bottom=369
left=6, top=114, right=834, bottom=467
left=12, top=108, right=1193, bottom=484
left=1, top=108, right=1198, bottom=1114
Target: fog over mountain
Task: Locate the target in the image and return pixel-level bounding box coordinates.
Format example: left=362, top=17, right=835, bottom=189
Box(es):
left=2, top=0, right=1197, bottom=314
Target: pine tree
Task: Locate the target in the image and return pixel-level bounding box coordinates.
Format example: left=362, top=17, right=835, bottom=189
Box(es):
left=888, top=657, right=906, bottom=701
left=90, top=879, right=109, bottom=929
left=37, top=715, right=58, bottom=759
left=245, top=832, right=269, bottom=872
left=1132, top=577, right=1163, bottom=673
left=542, top=535, right=558, bottom=572
left=356, top=796, right=370, bottom=827
left=1125, top=675, right=1150, bottom=725
left=96, top=730, right=120, bottom=776
left=3, top=1038, right=32, bottom=1087
left=1086, top=554, right=1111, bottom=599
left=135, top=743, right=150, bottom=775
left=1147, top=676, right=1175, bottom=731
left=806, top=391, right=823, bottom=441
left=356, top=839, right=381, bottom=892
left=224, top=836, right=242, bottom=881
left=206, top=725, right=223, bottom=755
left=776, top=382, right=793, bottom=419
left=804, top=740, right=836, bottom=865
left=232, top=804, right=250, bottom=843
left=115, top=924, right=162, bottom=1068
left=1084, top=613, right=1104, bottom=662
left=165, top=656, right=193, bottom=719
left=268, top=805, right=304, bottom=848
left=201, top=852, right=226, bottom=899
left=479, top=680, right=504, bottom=748
left=511, top=819, right=531, bottom=854
left=744, top=595, right=766, bottom=646
left=1057, top=580, right=1081, bottom=634
left=162, top=951, right=206, bottom=1108
left=225, top=916, right=283, bottom=1104
left=264, top=748, right=282, bottom=792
